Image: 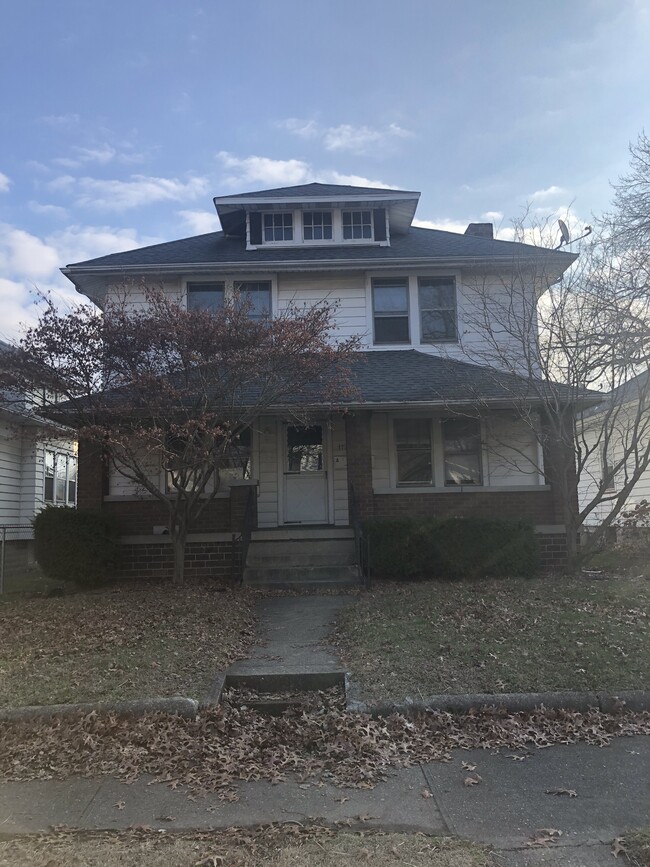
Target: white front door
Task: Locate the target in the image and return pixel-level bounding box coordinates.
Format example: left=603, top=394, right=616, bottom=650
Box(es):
left=283, top=424, right=329, bottom=524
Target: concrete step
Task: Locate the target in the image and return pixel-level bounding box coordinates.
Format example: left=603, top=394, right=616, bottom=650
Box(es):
left=243, top=564, right=359, bottom=588
left=245, top=538, right=357, bottom=568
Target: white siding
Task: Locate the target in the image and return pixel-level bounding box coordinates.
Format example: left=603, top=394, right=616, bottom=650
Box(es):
left=331, top=415, right=349, bottom=525
left=578, top=403, right=650, bottom=526
left=256, top=416, right=279, bottom=527
left=0, top=420, right=23, bottom=524
left=277, top=273, right=368, bottom=342
left=484, top=413, right=540, bottom=485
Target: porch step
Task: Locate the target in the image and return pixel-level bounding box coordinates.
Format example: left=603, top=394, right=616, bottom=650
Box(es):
left=243, top=564, right=359, bottom=588
left=246, top=538, right=356, bottom=568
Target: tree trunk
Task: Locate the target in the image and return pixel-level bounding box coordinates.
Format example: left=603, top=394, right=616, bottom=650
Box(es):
left=171, top=517, right=187, bottom=585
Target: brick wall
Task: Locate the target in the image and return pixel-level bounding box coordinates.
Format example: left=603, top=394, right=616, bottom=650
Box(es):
left=114, top=537, right=237, bottom=581
left=103, top=497, right=232, bottom=535
left=372, top=489, right=556, bottom=524
left=536, top=532, right=569, bottom=568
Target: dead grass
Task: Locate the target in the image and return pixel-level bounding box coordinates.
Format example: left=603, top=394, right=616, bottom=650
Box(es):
left=0, top=582, right=256, bottom=707
left=336, top=574, right=649, bottom=700
left=621, top=828, right=650, bottom=866
left=0, top=827, right=494, bottom=867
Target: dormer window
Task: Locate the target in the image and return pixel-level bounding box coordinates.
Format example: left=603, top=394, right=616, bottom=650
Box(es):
left=343, top=210, right=373, bottom=240
left=303, top=211, right=333, bottom=241
left=263, top=212, right=293, bottom=242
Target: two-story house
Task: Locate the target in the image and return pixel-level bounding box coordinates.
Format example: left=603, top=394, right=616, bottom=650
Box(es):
left=62, top=182, right=579, bottom=582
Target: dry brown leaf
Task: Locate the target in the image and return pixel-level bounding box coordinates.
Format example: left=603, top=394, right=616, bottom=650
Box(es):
left=462, top=761, right=477, bottom=771
left=545, top=787, right=577, bottom=797
left=463, top=774, right=482, bottom=787
left=114, top=801, right=125, bottom=810
left=421, top=789, right=434, bottom=798
left=611, top=837, right=627, bottom=858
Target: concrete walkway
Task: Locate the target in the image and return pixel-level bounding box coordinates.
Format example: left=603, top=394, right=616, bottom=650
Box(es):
left=1, top=736, right=647, bottom=864
left=226, top=595, right=351, bottom=676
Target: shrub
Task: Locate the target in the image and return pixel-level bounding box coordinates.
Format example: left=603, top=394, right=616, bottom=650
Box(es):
left=33, top=507, right=120, bottom=587
left=363, top=516, right=538, bottom=580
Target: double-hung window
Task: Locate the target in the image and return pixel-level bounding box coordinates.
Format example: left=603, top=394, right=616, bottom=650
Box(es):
left=418, top=277, right=457, bottom=343
left=44, top=450, right=77, bottom=506
left=303, top=211, right=332, bottom=241
left=394, top=419, right=433, bottom=485
left=219, top=428, right=252, bottom=483
left=187, top=282, right=225, bottom=313
left=342, top=210, right=373, bottom=240
left=263, top=212, right=293, bottom=242
left=442, top=419, right=482, bottom=486
left=372, top=278, right=410, bottom=344
left=235, top=281, right=271, bottom=320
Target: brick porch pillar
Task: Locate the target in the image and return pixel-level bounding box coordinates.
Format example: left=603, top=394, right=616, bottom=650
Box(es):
left=77, top=441, right=107, bottom=511
left=344, top=410, right=374, bottom=522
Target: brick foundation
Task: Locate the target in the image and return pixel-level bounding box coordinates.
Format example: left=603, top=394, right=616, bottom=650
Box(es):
left=536, top=532, right=569, bottom=568
left=114, top=536, right=239, bottom=582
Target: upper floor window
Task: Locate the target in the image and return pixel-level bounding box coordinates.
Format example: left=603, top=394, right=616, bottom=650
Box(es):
left=303, top=211, right=333, bottom=241
left=442, top=418, right=482, bottom=486
left=187, top=282, right=225, bottom=313
left=263, top=212, right=293, bottom=242
left=394, top=419, right=433, bottom=485
left=418, top=277, right=457, bottom=343
left=45, top=450, right=77, bottom=506
left=235, top=281, right=271, bottom=320
left=343, top=210, right=373, bottom=240
left=372, top=278, right=410, bottom=344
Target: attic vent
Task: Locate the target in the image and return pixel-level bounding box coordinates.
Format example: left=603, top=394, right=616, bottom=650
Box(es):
left=464, top=223, right=493, bottom=239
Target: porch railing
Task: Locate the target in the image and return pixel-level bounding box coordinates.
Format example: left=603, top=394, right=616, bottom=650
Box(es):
left=349, top=484, right=371, bottom=588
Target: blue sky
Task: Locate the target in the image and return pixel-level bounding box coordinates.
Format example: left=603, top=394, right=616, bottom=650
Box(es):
left=0, top=0, right=649, bottom=339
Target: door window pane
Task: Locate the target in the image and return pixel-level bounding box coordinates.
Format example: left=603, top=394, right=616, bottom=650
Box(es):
left=394, top=419, right=432, bottom=485
left=442, top=418, right=482, bottom=485
left=287, top=425, right=323, bottom=473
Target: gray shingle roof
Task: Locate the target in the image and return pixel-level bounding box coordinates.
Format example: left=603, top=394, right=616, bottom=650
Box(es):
left=215, top=182, right=418, bottom=199
left=65, top=226, right=576, bottom=270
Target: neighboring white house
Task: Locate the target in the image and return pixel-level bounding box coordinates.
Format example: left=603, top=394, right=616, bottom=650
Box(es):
left=578, top=370, right=650, bottom=528
left=0, top=339, right=77, bottom=571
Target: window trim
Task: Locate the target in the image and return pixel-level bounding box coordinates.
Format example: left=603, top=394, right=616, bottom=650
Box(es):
left=44, top=449, right=77, bottom=507
left=371, top=277, right=411, bottom=345
left=418, top=275, right=458, bottom=344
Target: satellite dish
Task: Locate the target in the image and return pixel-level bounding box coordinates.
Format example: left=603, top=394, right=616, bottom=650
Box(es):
left=558, top=219, right=571, bottom=246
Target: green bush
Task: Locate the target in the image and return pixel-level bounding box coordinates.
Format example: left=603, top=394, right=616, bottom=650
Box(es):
left=33, top=507, right=120, bottom=587
left=364, top=516, right=538, bottom=580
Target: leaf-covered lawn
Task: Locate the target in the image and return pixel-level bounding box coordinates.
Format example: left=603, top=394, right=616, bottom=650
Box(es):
left=0, top=827, right=494, bottom=867
left=336, top=575, right=649, bottom=699
left=0, top=583, right=256, bottom=707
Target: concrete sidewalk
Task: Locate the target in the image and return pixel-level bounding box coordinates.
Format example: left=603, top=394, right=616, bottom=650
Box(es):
left=1, top=736, right=647, bottom=864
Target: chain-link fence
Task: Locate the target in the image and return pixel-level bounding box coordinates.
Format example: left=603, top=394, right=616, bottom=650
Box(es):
left=0, top=525, right=37, bottom=594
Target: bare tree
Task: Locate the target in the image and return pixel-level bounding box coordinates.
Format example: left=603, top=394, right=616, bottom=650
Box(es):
left=0, top=288, right=358, bottom=583
left=456, top=209, right=650, bottom=561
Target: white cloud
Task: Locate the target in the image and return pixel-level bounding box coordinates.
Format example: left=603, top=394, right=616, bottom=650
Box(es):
left=323, top=122, right=412, bottom=153
left=0, top=221, right=162, bottom=341
left=178, top=209, right=220, bottom=234
left=216, top=151, right=395, bottom=191
left=40, top=113, right=81, bottom=128
left=0, top=172, right=10, bottom=193
left=413, top=217, right=469, bottom=234
left=278, top=119, right=413, bottom=153
left=49, top=173, right=209, bottom=211
left=529, top=185, right=567, bottom=202
left=28, top=201, right=69, bottom=218
left=482, top=210, right=504, bottom=222
left=218, top=152, right=311, bottom=188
